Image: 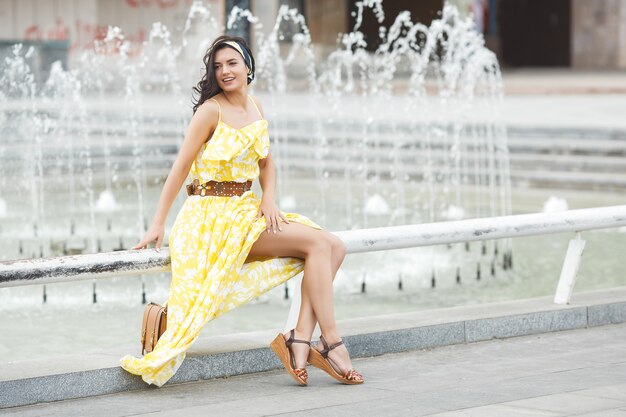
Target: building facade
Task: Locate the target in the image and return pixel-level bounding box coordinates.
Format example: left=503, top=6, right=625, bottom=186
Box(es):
left=0, top=0, right=625, bottom=69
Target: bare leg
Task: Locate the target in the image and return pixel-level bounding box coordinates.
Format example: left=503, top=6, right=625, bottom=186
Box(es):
left=300, top=235, right=356, bottom=375
left=296, top=232, right=346, bottom=338
left=248, top=222, right=353, bottom=372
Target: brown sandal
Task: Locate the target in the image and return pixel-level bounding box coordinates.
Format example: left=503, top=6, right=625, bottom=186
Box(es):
left=307, top=335, right=364, bottom=385
left=270, top=329, right=310, bottom=386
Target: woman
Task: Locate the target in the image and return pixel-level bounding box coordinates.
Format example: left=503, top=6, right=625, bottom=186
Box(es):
left=120, top=35, right=363, bottom=387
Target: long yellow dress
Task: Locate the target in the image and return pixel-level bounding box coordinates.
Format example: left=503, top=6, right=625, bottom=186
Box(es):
left=120, top=95, right=322, bottom=386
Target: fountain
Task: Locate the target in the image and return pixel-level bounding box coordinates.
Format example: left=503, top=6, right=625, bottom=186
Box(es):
left=0, top=1, right=511, bottom=305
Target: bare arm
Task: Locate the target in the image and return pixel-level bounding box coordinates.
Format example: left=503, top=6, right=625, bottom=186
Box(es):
left=133, top=101, right=219, bottom=249
left=258, top=152, right=276, bottom=202
left=253, top=96, right=289, bottom=233
left=257, top=151, right=290, bottom=234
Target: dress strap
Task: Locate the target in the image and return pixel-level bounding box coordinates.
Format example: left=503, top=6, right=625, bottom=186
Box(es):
left=210, top=98, right=221, bottom=122
left=248, top=95, right=263, bottom=119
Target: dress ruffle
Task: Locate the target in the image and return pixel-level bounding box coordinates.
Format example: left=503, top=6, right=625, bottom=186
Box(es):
left=201, top=121, right=269, bottom=162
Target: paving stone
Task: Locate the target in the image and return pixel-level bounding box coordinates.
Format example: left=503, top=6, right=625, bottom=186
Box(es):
left=464, top=308, right=587, bottom=342
left=503, top=393, right=626, bottom=415
left=425, top=404, right=564, bottom=417
left=588, top=301, right=626, bottom=327
left=574, top=384, right=626, bottom=402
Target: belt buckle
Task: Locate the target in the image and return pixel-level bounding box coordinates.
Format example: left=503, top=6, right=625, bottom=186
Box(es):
left=186, top=179, right=200, bottom=195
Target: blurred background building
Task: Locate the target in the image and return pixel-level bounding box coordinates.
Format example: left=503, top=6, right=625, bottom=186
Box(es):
left=0, top=0, right=625, bottom=76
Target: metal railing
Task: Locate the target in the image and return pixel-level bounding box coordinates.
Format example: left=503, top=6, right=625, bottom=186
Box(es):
left=1, top=205, right=625, bottom=305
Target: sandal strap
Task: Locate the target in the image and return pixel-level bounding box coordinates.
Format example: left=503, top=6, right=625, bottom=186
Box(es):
left=328, top=340, right=344, bottom=350
left=319, top=335, right=344, bottom=358
left=285, top=329, right=311, bottom=347
left=344, top=368, right=362, bottom=381
left=294, top=368, right=308, bottom=381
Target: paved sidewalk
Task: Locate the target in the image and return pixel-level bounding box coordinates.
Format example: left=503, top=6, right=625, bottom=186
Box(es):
left=4, top=322, right=626, bottom=417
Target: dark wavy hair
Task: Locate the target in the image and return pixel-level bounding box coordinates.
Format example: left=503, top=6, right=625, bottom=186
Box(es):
left=191, top=35, right=255, bottom=114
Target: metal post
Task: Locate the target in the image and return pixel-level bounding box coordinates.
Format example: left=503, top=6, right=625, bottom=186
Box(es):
left=554, top=232, right=586, bottom=305
left=284, top=275, right=302, bottom=332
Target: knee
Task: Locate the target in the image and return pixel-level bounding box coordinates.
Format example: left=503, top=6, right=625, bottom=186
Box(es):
left=305, top=234, right=333, bottom=259
left=327, top=233, right=347, bottom=261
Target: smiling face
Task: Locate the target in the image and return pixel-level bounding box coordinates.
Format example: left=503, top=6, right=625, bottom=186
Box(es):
left=213, top=46, right=248, bottom=92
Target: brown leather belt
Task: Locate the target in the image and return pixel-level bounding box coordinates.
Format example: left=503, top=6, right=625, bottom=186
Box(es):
left=186, top=179, right=252, bottom=197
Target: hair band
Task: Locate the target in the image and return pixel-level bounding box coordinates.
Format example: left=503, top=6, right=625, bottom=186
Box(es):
left=221, top=41, right=254, bottom=82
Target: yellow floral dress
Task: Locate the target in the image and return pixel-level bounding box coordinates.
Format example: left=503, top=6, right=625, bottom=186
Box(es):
left=120, top=95, right=321, bottom=386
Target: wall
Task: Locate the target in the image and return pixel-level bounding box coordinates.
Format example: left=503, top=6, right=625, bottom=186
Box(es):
left=621, top=0, right=626, bottom=68
left=0, top=0, right=98, bottom=54
left=251, top=0, right=278, bottom=52
left=572, top=0, right=626, bottom=69
left=0, top=0, right=224, bottom=62
left=306, top=0, right=347, bottom=46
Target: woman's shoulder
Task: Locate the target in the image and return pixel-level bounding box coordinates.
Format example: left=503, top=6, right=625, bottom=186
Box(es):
left=197, top=96, right=220, bottom=111
left=194, top=97, right=220, bottom=123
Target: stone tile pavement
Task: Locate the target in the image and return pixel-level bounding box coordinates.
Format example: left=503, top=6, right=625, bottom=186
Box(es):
left=4, top=322, right=626, bottom=417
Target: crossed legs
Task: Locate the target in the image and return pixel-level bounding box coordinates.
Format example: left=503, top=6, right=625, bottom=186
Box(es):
left=247, top=221, right=355, bottom=374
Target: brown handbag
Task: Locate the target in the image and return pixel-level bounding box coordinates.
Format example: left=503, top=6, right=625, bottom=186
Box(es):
left=140, top=302, right=168, bottom=355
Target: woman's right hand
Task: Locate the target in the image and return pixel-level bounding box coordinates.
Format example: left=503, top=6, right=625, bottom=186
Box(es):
left=132, top=223, right=165, bottom=251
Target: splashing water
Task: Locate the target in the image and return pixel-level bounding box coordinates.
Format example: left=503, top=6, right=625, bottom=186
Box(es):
left=0, top=1, right=512, bottom=301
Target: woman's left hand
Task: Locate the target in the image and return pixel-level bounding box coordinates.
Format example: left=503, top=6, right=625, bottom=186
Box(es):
left=257, top=197, right=289, bottom=234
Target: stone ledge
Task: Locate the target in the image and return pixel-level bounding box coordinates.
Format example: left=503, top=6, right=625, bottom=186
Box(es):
left=2, top=286, right=626, bottom=409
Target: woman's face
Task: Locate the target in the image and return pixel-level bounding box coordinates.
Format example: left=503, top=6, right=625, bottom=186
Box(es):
left=213, top=47, right=248, bottom=91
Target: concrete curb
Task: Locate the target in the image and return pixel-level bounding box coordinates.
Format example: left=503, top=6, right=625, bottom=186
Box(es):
left=2, top=291, right=626, bottom=409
